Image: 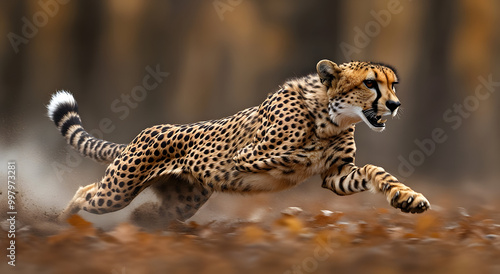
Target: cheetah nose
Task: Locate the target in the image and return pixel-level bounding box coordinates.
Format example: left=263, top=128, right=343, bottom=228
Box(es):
left=386, top=100, right=401, bottom=113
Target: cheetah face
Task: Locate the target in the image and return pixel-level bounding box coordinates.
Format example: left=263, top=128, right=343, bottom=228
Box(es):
left=357, top=68, right=400, bottom=132
left=317, top=60, right=400, bottom=132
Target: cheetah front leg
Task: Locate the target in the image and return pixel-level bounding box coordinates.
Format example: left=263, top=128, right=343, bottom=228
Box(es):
left=322, top=164, right=430, bottom=213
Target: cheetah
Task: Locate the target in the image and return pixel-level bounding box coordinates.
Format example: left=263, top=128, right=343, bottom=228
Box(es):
left=47, top=59, right=430, bottom=225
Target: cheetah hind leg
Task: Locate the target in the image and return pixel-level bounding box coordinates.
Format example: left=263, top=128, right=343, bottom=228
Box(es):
left=130, top=176, right=212, bottom=229
left=57, top=182, right=98, bottom=223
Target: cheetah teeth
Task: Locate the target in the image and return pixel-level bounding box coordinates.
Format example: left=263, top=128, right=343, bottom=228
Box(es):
left=377, top=119, right=387, bottom=124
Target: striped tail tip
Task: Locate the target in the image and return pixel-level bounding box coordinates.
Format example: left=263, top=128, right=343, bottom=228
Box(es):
left=47, top=90, right=78, bottom=126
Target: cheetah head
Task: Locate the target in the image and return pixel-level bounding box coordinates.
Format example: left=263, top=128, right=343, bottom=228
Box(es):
left=317, top=59, right=401, bottom=132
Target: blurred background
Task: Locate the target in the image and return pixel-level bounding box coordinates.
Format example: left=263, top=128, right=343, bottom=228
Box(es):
left=0, top=0, right=499, bottom=227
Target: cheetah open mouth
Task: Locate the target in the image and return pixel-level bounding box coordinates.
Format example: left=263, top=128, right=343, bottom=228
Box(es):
left=362, top=109, right=386, bottom=130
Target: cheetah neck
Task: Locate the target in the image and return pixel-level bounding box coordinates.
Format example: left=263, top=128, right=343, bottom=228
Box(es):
left=285, top=74, right=349, bottom=138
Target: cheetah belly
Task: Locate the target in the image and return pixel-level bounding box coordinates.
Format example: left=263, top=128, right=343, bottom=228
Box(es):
left=238, top=152, right=325, bottom=192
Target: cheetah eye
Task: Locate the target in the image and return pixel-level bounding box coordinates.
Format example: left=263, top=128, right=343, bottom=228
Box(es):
left=392, top=81, right=399, bottom=91
left=363, top=80, right=377, bottom=89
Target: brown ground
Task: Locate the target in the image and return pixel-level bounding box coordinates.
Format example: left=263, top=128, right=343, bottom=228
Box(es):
left=2, top=182, right=500, bottom=274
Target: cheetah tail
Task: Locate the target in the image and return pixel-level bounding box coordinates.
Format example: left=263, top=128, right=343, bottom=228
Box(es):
left=46, top=90, right=126, bottom=164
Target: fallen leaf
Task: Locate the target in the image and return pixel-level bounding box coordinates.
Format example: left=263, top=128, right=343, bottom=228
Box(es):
left=275, top=215, right=304, bottom=234
left=239, top=224, right=267, bottom=243
left=311, top=210, right=344, bottom=227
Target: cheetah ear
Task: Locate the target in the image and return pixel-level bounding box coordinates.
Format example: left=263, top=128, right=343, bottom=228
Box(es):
left=316, top=60, right=341, bottom=87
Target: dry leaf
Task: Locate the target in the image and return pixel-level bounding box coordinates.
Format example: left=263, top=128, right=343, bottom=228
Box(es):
left=239, top=224, right=267, bottom=243
left=67, top=214, right=96, bottom=236
left=311, top=210, right=344, bottom=227
left=281, top=206, right=303, bottom=216
left=274, top=215, right=304, bottom=234
left=414, top=213, right=440, bottom=237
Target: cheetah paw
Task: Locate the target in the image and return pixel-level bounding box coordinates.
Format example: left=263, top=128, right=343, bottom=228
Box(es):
left=388, top=189, right=430, bottom=214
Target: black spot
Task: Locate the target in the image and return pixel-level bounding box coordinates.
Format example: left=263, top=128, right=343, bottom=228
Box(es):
left=342, top=157, right=354, bottom=163
left=132, top=186, right=142, bottom=197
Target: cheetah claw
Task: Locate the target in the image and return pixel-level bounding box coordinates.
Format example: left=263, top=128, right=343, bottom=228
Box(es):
left=390, top=190, right=430, bottom=214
